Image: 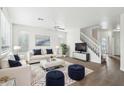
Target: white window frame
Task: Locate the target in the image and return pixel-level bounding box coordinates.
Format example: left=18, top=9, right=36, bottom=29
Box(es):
left=0, top=8, right=11, bottom=55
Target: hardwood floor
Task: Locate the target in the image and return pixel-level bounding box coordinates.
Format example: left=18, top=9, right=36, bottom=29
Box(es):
left=61, top=56, right=124, bottom=86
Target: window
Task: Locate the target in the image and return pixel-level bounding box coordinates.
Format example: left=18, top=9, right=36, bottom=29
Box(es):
left=18, top=32, right=29, bottom=52
left=0, top=10, right=11, bottom=54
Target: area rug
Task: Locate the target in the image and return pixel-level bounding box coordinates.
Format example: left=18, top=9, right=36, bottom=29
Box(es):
left=31, top=61, right=93, bottom=86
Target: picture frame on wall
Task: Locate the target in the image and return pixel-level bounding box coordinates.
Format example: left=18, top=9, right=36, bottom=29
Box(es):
left=35, top=35, right=50, bottom=46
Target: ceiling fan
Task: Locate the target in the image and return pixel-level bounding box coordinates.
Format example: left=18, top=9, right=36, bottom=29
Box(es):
left=54, top=25, right=65, bottom=31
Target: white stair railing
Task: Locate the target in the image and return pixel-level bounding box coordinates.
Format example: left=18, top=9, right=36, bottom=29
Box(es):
left=80, top=25, right=100, bottom=44
left=80, top=32, right=101, bottom=62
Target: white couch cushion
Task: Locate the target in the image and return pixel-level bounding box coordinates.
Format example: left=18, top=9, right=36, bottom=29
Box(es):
left=41, top=49, right=46, bottom=55
left=20, top=60, right=27, bottom=66
left=30, top=54, right=53, bottom=60
left=0, top=53, right=15, bottom=69
left=31, top=55, right=43, bottom=60
left=8, top=54, right=15, bottom=60
left=0, top=59, right=10, bottom=69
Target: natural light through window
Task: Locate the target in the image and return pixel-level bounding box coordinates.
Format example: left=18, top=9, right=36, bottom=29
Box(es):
left=0, top=9, right=11, bottom=54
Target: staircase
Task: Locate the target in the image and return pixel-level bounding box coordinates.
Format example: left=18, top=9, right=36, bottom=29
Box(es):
left=80, top=27, right=102, bottom=63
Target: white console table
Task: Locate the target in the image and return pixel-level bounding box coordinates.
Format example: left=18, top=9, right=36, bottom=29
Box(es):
left=73, top=52, right=90, bottom=61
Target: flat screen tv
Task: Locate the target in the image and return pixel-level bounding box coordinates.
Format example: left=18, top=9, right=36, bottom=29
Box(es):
left=75, top=43, right=87, bottom=52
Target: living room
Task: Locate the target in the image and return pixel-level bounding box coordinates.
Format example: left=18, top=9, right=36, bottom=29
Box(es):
left=0, top=6, right=124, bottom=87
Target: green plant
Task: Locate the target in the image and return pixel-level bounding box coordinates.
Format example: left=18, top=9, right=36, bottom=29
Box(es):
left=60, top=43, right=69, bottom=55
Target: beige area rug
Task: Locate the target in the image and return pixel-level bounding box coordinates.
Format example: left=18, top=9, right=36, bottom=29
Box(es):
left=31, top=61, right=93, bottom=86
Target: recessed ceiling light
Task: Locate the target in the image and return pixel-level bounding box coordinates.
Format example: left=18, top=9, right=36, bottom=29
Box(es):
left=38, top=18, right=44, bottom=21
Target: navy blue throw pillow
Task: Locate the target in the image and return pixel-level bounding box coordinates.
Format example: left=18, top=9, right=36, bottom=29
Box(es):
left=8, top=60, right=22, bottom=67
left=46, top=49, right=53, bottom=54
left=14, top=54, right=20, bottom=61
left=33, top=49, right=41, bottom=55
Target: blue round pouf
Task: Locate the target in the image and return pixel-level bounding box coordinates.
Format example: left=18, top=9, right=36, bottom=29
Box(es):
left=68, top=64, right=85, bottom=81
left=46, top=70, right=65, bottom=86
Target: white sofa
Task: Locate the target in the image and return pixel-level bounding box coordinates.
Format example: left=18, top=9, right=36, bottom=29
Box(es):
left=0, top=54, right=40, bottom=86
left=0, top=58, right=32, bottom=86
left=27, top=49, right=55, bottom=64
left=0, top=65, right=32, bottom=86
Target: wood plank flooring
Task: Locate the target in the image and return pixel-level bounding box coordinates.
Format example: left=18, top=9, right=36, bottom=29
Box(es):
left=61, top=56, right=124, bottom=86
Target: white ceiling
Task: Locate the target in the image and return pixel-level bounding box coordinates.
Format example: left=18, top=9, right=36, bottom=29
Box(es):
left=7, top=7, right=124, bottom=31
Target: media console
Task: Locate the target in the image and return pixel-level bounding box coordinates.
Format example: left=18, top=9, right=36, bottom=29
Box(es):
left=73, top=52, right=90, bottom=61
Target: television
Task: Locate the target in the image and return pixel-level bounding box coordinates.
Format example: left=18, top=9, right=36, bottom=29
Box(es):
left=75, top=43, right=87, bottom=52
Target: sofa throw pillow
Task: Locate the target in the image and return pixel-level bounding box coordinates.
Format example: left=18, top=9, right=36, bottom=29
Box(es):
left=46, top=49, right=53, bottom=54
left=41, top=49, right=45, bottom=55
left=9, top=54, right=15, bottom=60
left=33, top=49, right=42, bottom=55
left=14, top=54, right=20, bottom=61
left=8, top=60, right=22, bottom=67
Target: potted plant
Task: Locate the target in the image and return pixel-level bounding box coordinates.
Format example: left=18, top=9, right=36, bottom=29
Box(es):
left=60, top=43, right=69, bottom=57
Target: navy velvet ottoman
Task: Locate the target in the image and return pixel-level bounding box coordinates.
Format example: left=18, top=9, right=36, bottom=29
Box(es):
left=46, top=70, right=65, bottom=86
left=68, top=64, right=85, bottom=81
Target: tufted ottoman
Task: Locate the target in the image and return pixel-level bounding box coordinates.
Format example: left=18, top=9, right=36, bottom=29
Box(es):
left=68, top=64, right=85, bottom=81
left=46, top=70, right=65, bottom=86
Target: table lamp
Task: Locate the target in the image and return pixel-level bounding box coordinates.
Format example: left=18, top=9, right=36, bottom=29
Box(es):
left=13, top=46, right=21, bottom=54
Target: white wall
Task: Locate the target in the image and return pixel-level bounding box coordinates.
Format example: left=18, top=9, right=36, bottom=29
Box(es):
left=66, top=28, right=81, bottom=57
left=12, top=24, right=66, bottom=54
left=113, top=32, right=120, bottom=56
left=120, top=14, right=124, bottom=71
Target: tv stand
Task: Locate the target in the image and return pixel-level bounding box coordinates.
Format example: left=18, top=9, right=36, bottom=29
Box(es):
left=73, top=52, right=90, bottom=61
